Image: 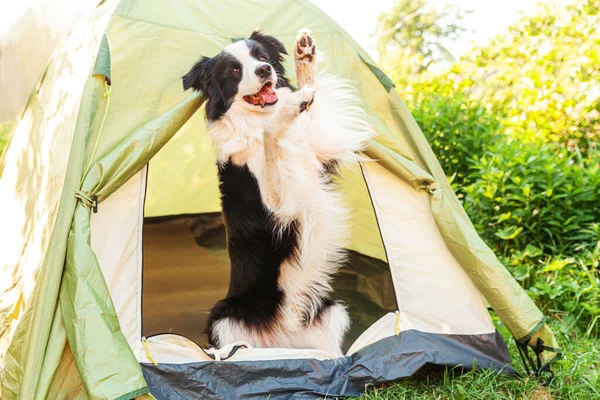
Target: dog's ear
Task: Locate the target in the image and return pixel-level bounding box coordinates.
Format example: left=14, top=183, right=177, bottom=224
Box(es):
left=182, top=56, right=214, bottom=92
left=204, top=82, right=230, bottom=121
left=249, top=30, right=287, bottom=59
left=249, top=30, right=291, bottom=89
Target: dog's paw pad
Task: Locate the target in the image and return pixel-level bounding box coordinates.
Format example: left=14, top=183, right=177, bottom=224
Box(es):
left=295, top=29, right=317, bottom=63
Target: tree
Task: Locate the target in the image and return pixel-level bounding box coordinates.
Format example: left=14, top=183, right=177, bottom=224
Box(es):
left=403, top=0, right=600, bottom=151
left=375, top=0, right=467, bottom=86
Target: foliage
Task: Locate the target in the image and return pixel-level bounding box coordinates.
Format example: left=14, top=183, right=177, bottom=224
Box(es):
left=375, top=0, right=467, bottom=88
left=359, top=320, right=600, bottom=399
left=464, top=143, right=600, bottom=258
left=508, top=248, right=600, bottom=337
left=412, top=91, right=600, bottom=335
left=368, top=0, right=600, bottom=397
left=403, top=0, right=600, bottom=152
left=410, top=93, right=501, bottom=189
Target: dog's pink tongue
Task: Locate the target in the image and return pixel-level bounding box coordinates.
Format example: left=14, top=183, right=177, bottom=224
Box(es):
left=259, top=86, right=277, bottom=105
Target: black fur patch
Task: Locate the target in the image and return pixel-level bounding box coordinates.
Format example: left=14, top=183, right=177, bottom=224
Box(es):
left=182, top=53, right=242, bottom=121
left=207, top=162, right=300, bottom=345
left=182, top=31, right=292, bottom=121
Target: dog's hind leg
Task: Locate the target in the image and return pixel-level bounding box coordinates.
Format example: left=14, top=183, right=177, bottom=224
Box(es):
left=295, top=29, right=318, bottom=87
left=289, top=301, right=350, bottom=357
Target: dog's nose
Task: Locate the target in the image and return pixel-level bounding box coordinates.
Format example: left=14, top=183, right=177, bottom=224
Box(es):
left=255, top=64, right=272, bottom=78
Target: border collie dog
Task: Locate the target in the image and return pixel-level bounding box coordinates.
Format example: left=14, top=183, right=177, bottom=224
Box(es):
left=182, top=29, right=372, bottom=355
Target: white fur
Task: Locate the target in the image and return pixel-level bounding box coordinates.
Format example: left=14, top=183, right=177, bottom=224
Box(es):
left=209, top=31, right=373, bottom=355
left=211, top=303, right=350, bottom=356
left=224, top=41, right=278, bottom=110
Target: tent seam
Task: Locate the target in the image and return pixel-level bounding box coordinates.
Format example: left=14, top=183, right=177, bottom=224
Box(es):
left=134, top=166, right=147, bottom=355
left=359, top=162, right=401, bottom=312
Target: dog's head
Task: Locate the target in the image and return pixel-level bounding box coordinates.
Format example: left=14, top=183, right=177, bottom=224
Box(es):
left=182, top=31, right=291, bottom=121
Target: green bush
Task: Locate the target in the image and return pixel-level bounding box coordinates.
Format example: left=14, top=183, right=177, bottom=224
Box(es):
left=412, top=94, right=600, bottom=335
left=403, top=0, right=600, bottom=152
left=410, top=94, right=501, bottom=190
left=505, top=249, right=599, bottom=337
left=463, top=142, right=600, bottom=258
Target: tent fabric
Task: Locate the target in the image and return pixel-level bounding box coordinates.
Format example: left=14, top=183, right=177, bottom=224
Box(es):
left=361, top=161, right=495, bottom=335
left=140, top=331, right=513, bottom=400
left=134, top=311, right=499, bottom=366
left=0, top=4, right=116, bottom=397
left=58, top=92, right=203, bottom=399
left=0, top=0, right=560, bottom=399
left=90, top=167, right=147, bottom=352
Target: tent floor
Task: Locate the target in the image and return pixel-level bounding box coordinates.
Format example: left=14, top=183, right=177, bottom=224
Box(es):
left=142, top=215, right=397, bottom=350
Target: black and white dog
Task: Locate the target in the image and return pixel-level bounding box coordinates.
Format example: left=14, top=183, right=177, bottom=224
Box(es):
left=182, top=29, right=372, bottom=355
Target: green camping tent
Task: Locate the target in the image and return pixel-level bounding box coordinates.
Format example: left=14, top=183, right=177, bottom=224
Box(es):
left=0, top=0, right=560, bottom=399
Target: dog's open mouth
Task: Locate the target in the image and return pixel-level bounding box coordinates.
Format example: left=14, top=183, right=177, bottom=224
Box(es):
left=243, top=82, right=277, bottom=107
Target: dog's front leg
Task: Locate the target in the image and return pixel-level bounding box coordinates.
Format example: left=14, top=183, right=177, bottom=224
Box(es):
left=262, top=87, right=316, bottom=210
left=295, top=29, right=318, bottom=88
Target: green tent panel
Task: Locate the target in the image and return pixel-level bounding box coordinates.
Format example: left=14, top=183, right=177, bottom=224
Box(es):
left=0, top=0, right=560, bottom=399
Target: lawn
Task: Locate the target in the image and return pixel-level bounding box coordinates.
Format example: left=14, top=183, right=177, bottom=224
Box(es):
left=358, top=320, right=599, bottom=399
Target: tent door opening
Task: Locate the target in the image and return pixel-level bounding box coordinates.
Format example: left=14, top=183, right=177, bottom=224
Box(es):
left=140, top=166, right=398, bottom=352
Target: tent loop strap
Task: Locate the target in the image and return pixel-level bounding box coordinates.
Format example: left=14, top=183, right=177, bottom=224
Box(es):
left=419, top=181, right=439, bottom=194
left=74, top=190, right=98, bottom=213
left=394, top=310, right=401, bottom=335
left=141, top=337, right=158, bottom=366
left=8, top=292, right=24, bottom=321
left=80, top=79, right=112, bottom=187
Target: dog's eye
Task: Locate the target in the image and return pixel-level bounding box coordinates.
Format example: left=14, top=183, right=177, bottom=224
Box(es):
left=258, top=56, right=266, bottom=62
left=231, top=68, right=240, bottom=75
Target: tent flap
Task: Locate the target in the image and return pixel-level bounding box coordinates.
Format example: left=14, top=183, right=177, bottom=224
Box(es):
left=1, top=75, right=105, bottom=400
left=358, top=53, right=394, bottom=92
left=92, top=34, right=111, bottom=83
left=383, top=92, right=559, bottom=366
left=58, top=93, right=203, bottom=398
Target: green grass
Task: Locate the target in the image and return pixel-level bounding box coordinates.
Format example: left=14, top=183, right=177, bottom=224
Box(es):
left=358, top=321, right=600, bottom=399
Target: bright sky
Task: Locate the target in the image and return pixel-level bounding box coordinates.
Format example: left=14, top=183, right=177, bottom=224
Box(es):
left=1, top=0, right=568, bottom=60
left=312, top=0, right=568, bottom=60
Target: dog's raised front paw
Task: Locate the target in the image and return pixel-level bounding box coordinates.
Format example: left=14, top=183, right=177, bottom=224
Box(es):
left=295, top=29, right=317, bottom=64
left=294, top=86, right=315, bottom=114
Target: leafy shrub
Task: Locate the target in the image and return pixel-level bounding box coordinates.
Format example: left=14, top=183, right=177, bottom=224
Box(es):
left=504, top=248, right=600, bottom=337
left=410, top=94, right=501, bottom=189
left=463, top=142, right=600, bottom=257
left=412, top=93, right=600, bottom=334
left=402, top=0, right=600, bottom=152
